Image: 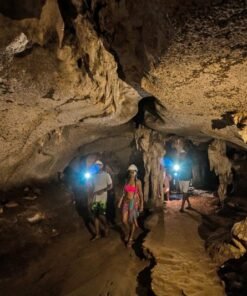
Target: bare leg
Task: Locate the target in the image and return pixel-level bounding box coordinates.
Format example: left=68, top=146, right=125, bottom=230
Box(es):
left=129, top=223, right=136, bottom=241
left=180, top=194, right=186, bottom=212
left=122, top=212, right=130, bottom=242
left=94, top=217, right=100, bottom=236
left=91, top=217, right=101, bottom=240
left=99, top=215, right=109, bottom=236
left=127, top=223, right=136, bottom=247
left=186, top=194, right=192, bottom=208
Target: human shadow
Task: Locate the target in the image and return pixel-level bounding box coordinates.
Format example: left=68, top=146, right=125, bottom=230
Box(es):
left=106, top=189, right=116, bottom=226
left=73, top=188, right=95, bottom=236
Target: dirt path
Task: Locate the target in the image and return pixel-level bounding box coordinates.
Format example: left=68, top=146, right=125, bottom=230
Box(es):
left=144, top=197, right=225, bottom=296
left=0, top=226, right=148, bottom=296
left=0, top=183, right=151, bottom=296
left=1, top=191, right=226, bottom=296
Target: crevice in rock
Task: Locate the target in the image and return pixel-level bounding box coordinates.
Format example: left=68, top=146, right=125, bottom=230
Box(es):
left=57, top=0, right=78, bottom=45
left=212, top=111, right=236, bottom=130
left=137, top=253, right=156, bottom=296
left=133, top=209, right=157, bottom=295
left=91, top=1, right=107, bottom=35
left=107, top=47, right=126, bottom=80
left=133, top=96, right=164, bottom=128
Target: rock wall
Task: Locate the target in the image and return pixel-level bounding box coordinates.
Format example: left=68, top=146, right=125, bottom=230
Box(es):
left=0, top=0, right=246, bottom=189
left=207, top=217, right=247, bottom=266
left=135, top=126, right=165, bottom=202
left=0, top=1, right=141, bottom=189
left=208, top=139, right=232, bottom=203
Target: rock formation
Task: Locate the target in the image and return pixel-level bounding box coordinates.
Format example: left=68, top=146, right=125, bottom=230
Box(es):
left=0, top=0, right=246, bottom=190
left=135, top=125, right=165, bottom=203
left=207, top=218, right=247, bottom=265
left=0, top=1, right=141, bottom=188
left=208, top=139, right=232, bottom=203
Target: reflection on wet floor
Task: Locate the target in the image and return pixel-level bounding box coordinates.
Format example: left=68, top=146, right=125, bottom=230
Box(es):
left=169, top=193, right=183, bottom=200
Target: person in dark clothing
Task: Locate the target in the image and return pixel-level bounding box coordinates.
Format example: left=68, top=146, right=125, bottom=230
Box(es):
left=178, top=151, right=193, bottom=213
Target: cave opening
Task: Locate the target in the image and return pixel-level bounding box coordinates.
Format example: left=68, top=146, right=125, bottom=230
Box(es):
left=133, top=96, right=160, bottom=128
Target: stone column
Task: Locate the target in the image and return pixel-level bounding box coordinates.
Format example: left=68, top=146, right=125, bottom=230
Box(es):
left=135, top=126, right=165, bottom=204
left=208, top=139, right=232, bottom=204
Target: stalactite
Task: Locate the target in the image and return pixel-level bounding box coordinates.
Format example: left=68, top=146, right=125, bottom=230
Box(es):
left=208, top=139, right=232, bottom=203
left=135, top=125, right=165, bottom=204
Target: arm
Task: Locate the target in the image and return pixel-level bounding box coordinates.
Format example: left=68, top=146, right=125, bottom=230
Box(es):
left=137, top=180, right=144, bottom=212
left=107, top=183, right=112, bottom=191
left=117, top=191, right=125, bottom=208
left=107, top=173, right=113, bottom=191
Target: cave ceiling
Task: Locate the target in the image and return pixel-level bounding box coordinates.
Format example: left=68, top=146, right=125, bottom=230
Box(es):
left=0, top=0, right=246, bottom=188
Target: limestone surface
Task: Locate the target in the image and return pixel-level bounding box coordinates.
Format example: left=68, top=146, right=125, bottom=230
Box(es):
left=0, top=0, right=246, bottom=188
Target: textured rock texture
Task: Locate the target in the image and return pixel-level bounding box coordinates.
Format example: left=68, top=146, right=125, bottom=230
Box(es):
left=135, top=125, right=165, bottom=202
left=0, top=0, right=140, bottom=188
left=207, top=217, right=247, bottom=265
left=140, top=0, right=247, bottom=146
left=208, top=139, right=232, bottom=202
left=0, top=0, right=246, bottom=188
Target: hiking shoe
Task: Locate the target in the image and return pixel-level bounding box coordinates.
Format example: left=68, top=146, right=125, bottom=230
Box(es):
left=179, top=209, right=185, bottom=213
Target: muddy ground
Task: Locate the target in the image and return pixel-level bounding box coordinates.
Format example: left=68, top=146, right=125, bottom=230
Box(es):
left=1, top=184, right=245, bottom=295
left=0, top=184, right=151, bottom=296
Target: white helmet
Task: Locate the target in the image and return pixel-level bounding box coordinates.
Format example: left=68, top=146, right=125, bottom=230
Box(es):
left=128, top=164, right=138, bottom=171
left=95, top=160, right=103, bottom=166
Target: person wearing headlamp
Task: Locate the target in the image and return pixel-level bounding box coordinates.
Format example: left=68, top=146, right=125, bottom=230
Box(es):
left=118, top=164, right=144, bottom=248
left=178, top=150, right=193, bottom=212
left=90, top=160, right=112, bottom=241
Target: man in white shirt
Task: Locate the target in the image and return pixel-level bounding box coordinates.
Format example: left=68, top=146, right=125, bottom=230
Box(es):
left=90, top=160, right=112, bottom=240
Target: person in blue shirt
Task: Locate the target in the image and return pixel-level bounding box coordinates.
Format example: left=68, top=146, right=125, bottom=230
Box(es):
left=178, top=151, right=193, bottom=212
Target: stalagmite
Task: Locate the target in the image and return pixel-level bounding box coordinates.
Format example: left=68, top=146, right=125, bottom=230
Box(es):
left=208, top=139, right=232, bottom=204
left=135, top=125, right=165, bottom=204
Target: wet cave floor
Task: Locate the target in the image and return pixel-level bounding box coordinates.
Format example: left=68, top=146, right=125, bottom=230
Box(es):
left=0, top=184, right=233, bottom=296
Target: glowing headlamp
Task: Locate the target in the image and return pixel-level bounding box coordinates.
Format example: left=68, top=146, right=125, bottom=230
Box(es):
left=173, top=164, right=180, bottom=172
left=84, top=172, right=91, bottom=179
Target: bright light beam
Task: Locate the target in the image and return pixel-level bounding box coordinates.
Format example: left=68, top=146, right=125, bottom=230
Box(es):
left=173, top=164, right=180, bottom=172
left=84, top=172, right=91, bottom=179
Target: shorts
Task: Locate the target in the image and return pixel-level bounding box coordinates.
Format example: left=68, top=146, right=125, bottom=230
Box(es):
left=91, top=201, right=106, bottom=217
left=178, top=181, right=190, bottom=193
